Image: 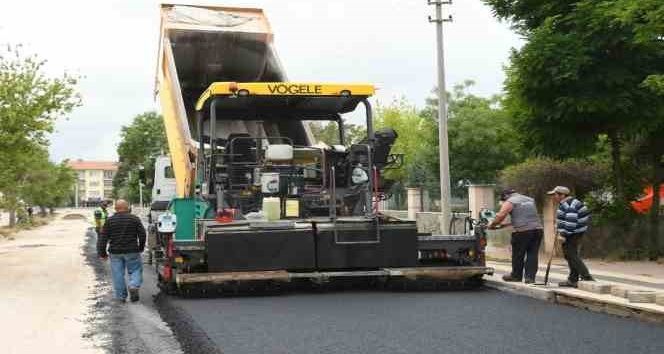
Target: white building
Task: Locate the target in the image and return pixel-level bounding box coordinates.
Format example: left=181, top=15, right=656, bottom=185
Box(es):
left=67, top=160, right=118, bottom=206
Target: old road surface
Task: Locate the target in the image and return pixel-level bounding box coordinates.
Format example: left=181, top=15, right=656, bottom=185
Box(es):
left=0, top=211, right=183, bottom=354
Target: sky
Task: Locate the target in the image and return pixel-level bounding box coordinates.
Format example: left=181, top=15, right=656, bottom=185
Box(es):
left=0, top=0, right=521, bottom=162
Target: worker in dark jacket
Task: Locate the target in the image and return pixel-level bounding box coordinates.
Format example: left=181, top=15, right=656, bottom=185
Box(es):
left=488, top=188, right=544, bottom=284
left=97, top=199, right=146, bottom=302
left=548, top=186, right=594, bottom=287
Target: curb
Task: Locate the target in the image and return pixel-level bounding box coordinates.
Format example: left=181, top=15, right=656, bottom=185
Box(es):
left=484, top=278, right=555, bottom=302
left=484, top=276, right=664, bottom=324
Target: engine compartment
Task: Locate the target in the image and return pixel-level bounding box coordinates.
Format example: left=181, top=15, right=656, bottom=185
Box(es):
left=202, top=125, right=401, bottom=220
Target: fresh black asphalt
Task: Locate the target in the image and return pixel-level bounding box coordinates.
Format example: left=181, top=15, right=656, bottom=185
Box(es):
left=110, top=220, right=664, bottom=354
left=161, top=286, right=664, bottom=354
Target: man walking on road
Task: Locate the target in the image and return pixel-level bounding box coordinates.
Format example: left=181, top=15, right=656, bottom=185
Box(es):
left=548, top=186, right=594, bottom=287
left=94, top=201, right=110, bottom=235
left=488, top=188, right=544, bottom=284
left=97, top=200, right=146, bottom=303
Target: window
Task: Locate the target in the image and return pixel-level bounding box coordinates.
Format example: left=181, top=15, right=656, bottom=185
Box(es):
left=164, top=166, right=175, bottom=179
left=104, top=180, right=113, bottom=187
left=104, top=170, right=115, bottom=179
left=89, top=181, right=100, bottom=187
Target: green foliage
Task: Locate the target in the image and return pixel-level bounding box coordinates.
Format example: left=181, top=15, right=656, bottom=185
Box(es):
left=448, top=82, right=522, bottom=188
left=21, top=152, right=75, bottom=214
left=499, top=157, right=608, bottom=206
left=0, top=45, right=81, bottom=151
left=489, top=0, right=664, bottom=151
left=484, top=0, right=664, bottom=256
left=0, top=45, right=81, bottom=226
left=308, top=121, right=366, bottom=146
left=374, top=98, right=437, bottom=188
left=484, top=0, right=664, bottom=241
left=422, top=82, right=523, bottom=196
left=642, top=75, right=664, bottom=96
left=113, top=111, right=168, bottom=204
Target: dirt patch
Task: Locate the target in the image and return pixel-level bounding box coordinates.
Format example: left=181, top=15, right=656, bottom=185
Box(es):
left=0, top=227, right=19, bottom=237
left=0, top=216, right=53, bottom=238
left=64, top=214, right=87, bottom=220
left=17, top=244, right=50, bottom=249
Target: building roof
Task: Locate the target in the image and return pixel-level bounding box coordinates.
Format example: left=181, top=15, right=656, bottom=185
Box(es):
left=67, top=160, right=119, bottom=171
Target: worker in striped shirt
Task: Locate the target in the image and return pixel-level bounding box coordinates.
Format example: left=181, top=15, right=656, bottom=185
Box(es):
left=548, top=186, right=594, bottom=287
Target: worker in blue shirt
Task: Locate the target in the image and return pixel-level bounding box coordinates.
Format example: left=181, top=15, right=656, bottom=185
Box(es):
left=548, top=186, right=595, bottom=287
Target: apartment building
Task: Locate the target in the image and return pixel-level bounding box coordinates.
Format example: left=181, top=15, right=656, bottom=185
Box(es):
left=67, top=160, right=118, bottom=206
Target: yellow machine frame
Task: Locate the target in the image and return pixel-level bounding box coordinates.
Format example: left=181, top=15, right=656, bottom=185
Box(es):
left=195, top=82, right=376, bottom=110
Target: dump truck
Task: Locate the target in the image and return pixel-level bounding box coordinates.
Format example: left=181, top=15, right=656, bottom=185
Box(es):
left=153, top=3, right=493, bottom=294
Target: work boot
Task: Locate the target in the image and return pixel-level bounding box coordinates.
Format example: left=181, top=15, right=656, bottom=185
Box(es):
left=524, top=278, right=535, bottom=284
left=129, top=288, right=140, bottom=303
left=502, top=274, right=521, bottom=282
left=558, top=281, right=578, bottom=288
left=112, top=298, right=126, bottom=304
left=580, top=276, right=595, bottom=282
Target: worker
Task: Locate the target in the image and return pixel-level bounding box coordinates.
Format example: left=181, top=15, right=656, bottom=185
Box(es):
left=97, top=199, right=146, bottom=303
left=94, top=201, right=110, bottom=235
left=548, top=186, right=594, bottom=287
left=488, top=188, right=543, bottom=284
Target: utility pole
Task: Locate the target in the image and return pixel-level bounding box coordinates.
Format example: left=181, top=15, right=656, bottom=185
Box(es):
left=75, top=180, right=79, bottom=208
left=139, top=181, right=144, bottom=208
left=428, top=0, right=453, bottom=234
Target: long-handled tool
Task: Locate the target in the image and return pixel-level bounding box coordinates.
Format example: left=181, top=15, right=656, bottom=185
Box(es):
left=537, top=234, right=562, bottom=286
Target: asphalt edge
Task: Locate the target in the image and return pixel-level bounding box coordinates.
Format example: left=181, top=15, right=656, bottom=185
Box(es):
left=153, top=293, right=224, bottom=354
left=81, top=226, right=137, bottom=353
left=484, top=277, right=664, bottom=325
left=484, top=278, right=555, bottom=302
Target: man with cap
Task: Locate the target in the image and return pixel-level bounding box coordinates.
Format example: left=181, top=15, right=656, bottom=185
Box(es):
left=94, top=201, right=110, bottom=235
left=548, top=186, right=594, bottom=287
left=488, top=188, right=544, bottom=283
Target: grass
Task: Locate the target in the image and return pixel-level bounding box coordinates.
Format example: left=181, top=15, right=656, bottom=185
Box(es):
left=0, top=215, right=54, bottom=239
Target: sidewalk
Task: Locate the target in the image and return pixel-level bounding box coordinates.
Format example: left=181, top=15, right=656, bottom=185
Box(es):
left=485, top=246, right=664, bottom=323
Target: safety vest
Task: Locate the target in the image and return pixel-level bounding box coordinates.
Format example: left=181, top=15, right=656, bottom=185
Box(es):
left=94, top=207, right=109, bottom=227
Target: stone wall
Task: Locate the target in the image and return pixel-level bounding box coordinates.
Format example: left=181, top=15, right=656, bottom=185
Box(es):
left=381, top=210, right=478, bottom=235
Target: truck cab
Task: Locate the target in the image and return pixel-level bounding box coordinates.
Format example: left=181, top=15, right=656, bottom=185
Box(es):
left=152, top=155, right=177, bottom=203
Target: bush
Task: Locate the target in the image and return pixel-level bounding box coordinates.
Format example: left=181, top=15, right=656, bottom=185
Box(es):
left=499, top=157, right=608, bottom=206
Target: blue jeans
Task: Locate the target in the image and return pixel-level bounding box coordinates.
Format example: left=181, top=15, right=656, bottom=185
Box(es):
left=110, top=253, right=143, bottom=299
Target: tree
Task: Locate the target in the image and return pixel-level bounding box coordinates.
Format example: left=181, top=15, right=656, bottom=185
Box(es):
left=483, top=0, right=664, bottom=205
left=308, top=121, right=366, bottom=147
left=113, top=111, right=168, bottom=204
left=0, top=45, right=81, bottom=226
left=375, top=98, right=437, bottom=188
left=22, top=154, right=75, bottom=216
left=422, top=81, right=523, bottom=196
left=499, top=157, right=608, bottom=207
